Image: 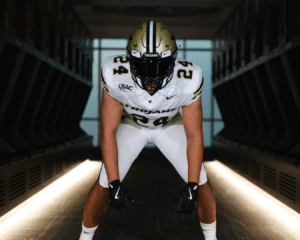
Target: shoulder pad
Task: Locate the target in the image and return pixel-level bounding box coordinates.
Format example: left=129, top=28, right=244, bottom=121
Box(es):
left=173, top=59, right=203, bottom=106
left=174, top=59, right=203, bottom=95
left=100, top=54, right=130, bottom=93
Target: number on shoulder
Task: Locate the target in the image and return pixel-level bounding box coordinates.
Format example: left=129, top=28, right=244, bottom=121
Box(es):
left=178, top=61, right=193, bottom=67
left=113, top=56, right=129, bottom=63
left=177, top=61, right=193, bottom=79
left=113, top=66, right=129, bottom=75
left=113, top=56, right=129, bottom=75
left=177, top=69, right=193, bottom=79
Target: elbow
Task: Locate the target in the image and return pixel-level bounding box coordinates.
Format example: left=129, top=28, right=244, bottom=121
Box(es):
left=100, top=132, right=117, bottom=148
left=100, top=128, right=117, bottom=143
left=100, top=130, right=117, bottom=139
left=186, top=133, right=203, bottom=142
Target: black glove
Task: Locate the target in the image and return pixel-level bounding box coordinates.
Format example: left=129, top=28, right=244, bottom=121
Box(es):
left=172, top=182, right=198, bottom=215
left=108, top=180, right=134, bottom=210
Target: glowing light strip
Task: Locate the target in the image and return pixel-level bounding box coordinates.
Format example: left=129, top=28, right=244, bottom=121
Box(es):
left=0, top=160, right=102, bottom=232
left=149, top=21, right=154, bottom=52
left=206, top=160, right=300, bottom=236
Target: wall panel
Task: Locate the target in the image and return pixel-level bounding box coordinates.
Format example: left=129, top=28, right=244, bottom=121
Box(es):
left=212, top=0, right=300, bottom=214
left=0, top=0, right=94, bottom=218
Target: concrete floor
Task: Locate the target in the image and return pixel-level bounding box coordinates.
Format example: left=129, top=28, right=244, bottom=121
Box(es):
left=0, top=148, right=299, bottom=240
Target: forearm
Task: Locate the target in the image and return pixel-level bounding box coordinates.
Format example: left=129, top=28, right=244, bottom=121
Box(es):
left=187, top=135, right=204, bottom=184
left=100, top=133, right=120, bottom=183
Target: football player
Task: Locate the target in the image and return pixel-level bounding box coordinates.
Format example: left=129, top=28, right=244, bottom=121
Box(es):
left=80, top=21, right=217, bottom=240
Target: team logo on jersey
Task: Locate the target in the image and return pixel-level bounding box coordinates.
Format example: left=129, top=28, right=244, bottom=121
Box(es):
left=119, top=84, right=133, bottom=92
left=124, top=104, right=177, bottom=114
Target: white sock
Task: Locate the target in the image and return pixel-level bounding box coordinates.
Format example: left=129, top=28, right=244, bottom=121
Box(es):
left=200, top=220, right=217, bottom=240
left=79, top=223, right=98, bottom=240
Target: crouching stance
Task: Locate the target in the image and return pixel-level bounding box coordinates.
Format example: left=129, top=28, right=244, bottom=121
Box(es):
left=80, top=21, right=217, bottom=240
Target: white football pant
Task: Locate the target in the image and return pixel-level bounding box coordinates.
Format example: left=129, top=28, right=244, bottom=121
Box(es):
left=98, top=123, right=208, bottom=188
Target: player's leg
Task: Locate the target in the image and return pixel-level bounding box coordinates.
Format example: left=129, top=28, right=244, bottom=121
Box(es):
left=197, top=178, right=216, bottom=223
left=197, top=178, right=217, bottom=240
left=154, top=124, right=217, bottom=240
left=82, top=181, right=109, bottom=228
left=80, top=124, right=148, bottom=240
left=80, top=175, right=109, bottom=239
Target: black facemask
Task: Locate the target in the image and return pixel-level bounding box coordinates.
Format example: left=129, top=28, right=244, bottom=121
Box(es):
left=128, top=50, right=177, bottom=94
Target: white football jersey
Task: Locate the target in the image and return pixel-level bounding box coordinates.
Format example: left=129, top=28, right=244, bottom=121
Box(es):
left=100, top=54, right=203, bottom=129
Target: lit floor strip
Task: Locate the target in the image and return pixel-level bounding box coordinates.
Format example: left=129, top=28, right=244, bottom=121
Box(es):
left=205, top=160, right=300, bottom=236
left=1, top=158, right=300, bottom=238
left=0, top=160, right=102, bottom=232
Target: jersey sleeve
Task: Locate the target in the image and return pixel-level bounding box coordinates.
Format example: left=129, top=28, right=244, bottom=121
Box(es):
left=100, top=67, right=109, bottom=93
left=100, top=56, right=121, bottom=102
left=182, top=67, right=203, bottom=106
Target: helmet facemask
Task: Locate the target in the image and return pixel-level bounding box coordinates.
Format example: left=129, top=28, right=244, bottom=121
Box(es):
left=127, top=50, right=177, bottom=95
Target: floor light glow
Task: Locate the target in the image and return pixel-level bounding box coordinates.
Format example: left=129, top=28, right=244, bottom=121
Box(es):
left=1, top=158, right=299, bottom=238
left=208, top=160, right=300, bottom=236
left=0, top=160, right=102, bottom=232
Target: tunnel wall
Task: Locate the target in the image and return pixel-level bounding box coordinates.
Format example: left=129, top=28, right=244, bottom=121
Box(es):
left=0, top=0, right=94, bottom=217
left=212, top=0, right=300, bottom=214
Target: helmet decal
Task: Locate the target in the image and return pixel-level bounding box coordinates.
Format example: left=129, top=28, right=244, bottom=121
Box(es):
left=162, top=50, right=171, bottom=58
left=131, top=50, right=141, bottom=58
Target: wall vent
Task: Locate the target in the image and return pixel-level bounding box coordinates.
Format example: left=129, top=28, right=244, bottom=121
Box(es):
left=44, top=160, right=54, bottom=181
left=279, top=172, right=296, bottom=201
left=29, top=165, right=42, bottom=190
left=0, top=180, right=5, bottom=207
left=55, top=157, right=63, bottom=174
left=240, top=156, right=249, bottom=175
left=65, top=158, right=71, bottom=169
left=251, top=160, right=261, bottom=181
left=263, top=165, right=276, bottom=190
left=9, top=172, right=26, bottom=201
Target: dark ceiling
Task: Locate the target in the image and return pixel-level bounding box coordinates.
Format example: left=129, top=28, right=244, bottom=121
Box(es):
left=71, top=0, right=241, bottom=39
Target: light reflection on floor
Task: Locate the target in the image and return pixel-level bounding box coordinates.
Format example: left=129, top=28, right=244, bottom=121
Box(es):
left=205, top=160, right=300, bottom=239
left=0, top=160, right=102, bottom=235
left=0, top=159, right=299, bottom=239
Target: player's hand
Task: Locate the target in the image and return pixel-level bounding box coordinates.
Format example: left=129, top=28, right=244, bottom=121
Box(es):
left=108, top=180, right=134, bottom=210
left=172, top=182, right=198, bottom=215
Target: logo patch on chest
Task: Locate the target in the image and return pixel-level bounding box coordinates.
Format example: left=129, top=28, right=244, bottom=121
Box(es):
left=119, top=84, right=133, bottom=92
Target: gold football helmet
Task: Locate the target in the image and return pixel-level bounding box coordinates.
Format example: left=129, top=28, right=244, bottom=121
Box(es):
left=127, top=21, right=178, bottom=95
